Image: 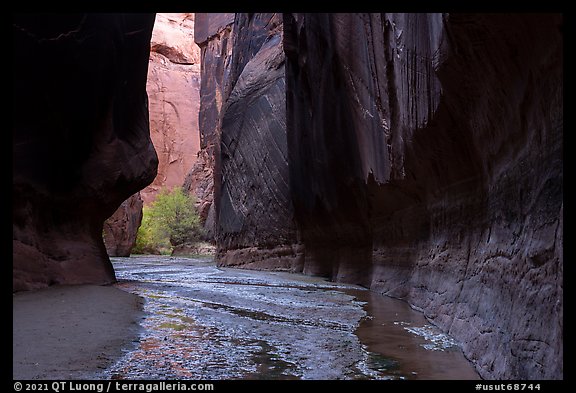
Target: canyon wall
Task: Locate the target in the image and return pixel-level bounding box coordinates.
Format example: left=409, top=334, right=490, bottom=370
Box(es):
left=13, top=14, right=158, bottom=291
left=208, top=13, right=301, bottom=269
left=12, top=12, right=562, bottom=380
left=282, top=13, right=562, bottom=380
left=103, top=193, right=144, bottom=257
left=141, top=13, right=201, bottom=205
left=208, top=12, right=562, bottom=379
left=105, top=14, right=204, bottom=257
left=182, top=13, right=235, bottom=236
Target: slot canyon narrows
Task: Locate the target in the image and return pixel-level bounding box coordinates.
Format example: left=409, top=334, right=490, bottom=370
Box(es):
left=13, top=13, right=562, bottom=381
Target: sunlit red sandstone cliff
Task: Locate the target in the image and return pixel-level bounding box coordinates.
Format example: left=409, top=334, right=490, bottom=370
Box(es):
left=103, top=13, right=204, bottom=256
left=141, top=13, right=201, bottom=204
left=13, top=13, right=562, bottom=380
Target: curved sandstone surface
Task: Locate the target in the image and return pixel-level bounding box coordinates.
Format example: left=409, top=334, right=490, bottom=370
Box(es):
left=13, top=14, right=158, bottom=290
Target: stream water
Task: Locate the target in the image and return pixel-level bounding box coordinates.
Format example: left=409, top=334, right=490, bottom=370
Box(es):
left=107, top=255, right=479, bottom=380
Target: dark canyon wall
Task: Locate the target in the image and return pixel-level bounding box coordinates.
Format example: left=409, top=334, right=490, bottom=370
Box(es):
left=209, top=13, right=562, bottom=379
left=103, top=192, right=144, bottom=257
left=183, top=13, right=235, bottom=237
left=216, top=13, right=300, bottom=269
left=13, top=14, right=157, bottom=291
left=282, top=14, right=562, bottom=380
left=193, top=13, right=301, bottom=267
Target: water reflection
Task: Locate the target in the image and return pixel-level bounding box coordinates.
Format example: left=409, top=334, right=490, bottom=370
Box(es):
left=107, top=256, right=479, bottom=380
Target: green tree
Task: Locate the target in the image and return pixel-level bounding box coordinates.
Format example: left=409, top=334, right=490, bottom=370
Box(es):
left=132, top=187, right=202, bottom=254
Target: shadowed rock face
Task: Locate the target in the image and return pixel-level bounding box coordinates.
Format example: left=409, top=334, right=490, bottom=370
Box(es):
left=103, top=193, right=144, bottom=257
left=13, top=14, right=157, bottom=291
left=215, top=13, right=301, bottom=269
left=283, top=13, right=562, bottom=379
left=182, top=13, right=235, bottom=237
left=193, top=13, right=300, bottom=266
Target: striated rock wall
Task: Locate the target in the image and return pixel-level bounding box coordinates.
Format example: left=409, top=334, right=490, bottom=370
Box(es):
left=103, top=193, right=143, bottom=257
left=183, top=13, right=235, bottom=236
left=183, top=147, right=215, bottom=229
left=13, top=14, right=157, bottom=291
left=213, top=13, right=301, bottom=269
left=141, top=13, right=201, bottom=205
left=193, top=13, right=235, bottom=151
left=283, top=13, right=562, bottom=380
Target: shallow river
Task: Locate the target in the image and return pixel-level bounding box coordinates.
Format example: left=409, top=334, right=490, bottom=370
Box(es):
left=108, top=256, right=479, bottom=380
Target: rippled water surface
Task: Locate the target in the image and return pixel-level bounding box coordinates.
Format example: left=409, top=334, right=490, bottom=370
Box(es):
left=108, top=256, right=479, bottom=380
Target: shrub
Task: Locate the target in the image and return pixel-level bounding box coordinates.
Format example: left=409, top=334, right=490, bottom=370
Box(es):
left=132, top=187, right=202, bottom=255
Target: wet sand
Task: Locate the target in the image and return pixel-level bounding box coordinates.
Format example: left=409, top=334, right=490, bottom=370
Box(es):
left=13, top=285, right=143, bottom=380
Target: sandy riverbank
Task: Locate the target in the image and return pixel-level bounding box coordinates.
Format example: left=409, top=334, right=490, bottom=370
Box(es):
left=13, top=285, right=143, bottom=380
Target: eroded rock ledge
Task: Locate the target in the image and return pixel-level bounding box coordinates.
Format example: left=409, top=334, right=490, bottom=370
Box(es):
left=13, top=14, right=158, bottom=290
